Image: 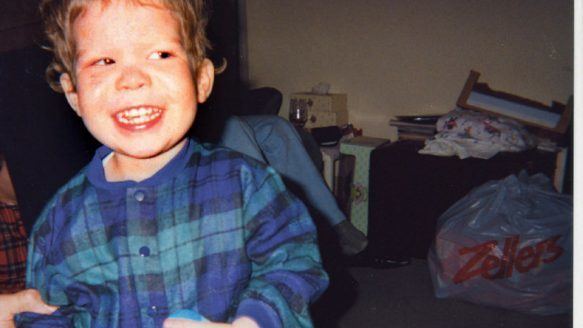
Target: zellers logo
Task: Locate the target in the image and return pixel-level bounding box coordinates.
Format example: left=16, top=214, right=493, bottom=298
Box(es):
left=453, top=235, right=564, bottom=284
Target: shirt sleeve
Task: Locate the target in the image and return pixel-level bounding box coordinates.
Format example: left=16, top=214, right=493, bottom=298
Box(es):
left=17, top=204, right=91, bottom=327
left=234, top=166, right=329, bottom=328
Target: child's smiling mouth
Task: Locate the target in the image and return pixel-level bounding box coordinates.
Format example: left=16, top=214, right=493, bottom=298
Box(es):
left=113, top=106, right=163, bottom=131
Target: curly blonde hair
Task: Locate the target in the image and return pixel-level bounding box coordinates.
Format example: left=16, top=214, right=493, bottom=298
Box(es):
left=39, top=0, right=211, bottom=92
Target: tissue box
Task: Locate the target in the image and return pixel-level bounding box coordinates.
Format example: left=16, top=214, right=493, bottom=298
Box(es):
left=290, top=93, right=348, bottom=128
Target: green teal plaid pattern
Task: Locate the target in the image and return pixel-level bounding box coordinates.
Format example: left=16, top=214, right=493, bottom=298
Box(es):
left=21, top=139, right=328, bottom=328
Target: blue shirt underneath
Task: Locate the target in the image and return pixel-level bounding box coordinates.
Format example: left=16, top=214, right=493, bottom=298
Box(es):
left=19, top=139, right=328, bottom=327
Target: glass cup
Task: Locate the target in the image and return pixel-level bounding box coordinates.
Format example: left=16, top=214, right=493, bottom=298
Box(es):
left=289, top=98, right=308, bottom=128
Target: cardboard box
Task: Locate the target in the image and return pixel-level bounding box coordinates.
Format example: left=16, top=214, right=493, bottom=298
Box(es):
left=290, top=93, right=348, bottom=128
left=339, top=136, right=390, bottom=235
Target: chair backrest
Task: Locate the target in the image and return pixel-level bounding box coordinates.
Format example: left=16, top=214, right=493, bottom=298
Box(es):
left=241, top=87, right=283, bottom=116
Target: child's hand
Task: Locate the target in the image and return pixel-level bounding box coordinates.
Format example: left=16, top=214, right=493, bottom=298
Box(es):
left=163, top=316, right=259, bottom=328
left=0, top=289, right=58, bottom=328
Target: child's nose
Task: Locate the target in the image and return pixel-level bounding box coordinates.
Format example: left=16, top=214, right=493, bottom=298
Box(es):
left=115, top=66, right=150, bottom=90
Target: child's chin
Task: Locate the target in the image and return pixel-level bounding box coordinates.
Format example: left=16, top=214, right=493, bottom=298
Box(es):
left=109, top=137, right=186, bottom=160
left=112, top=144, right=164, bottom=160
left=127, top=148, right=165, bottom=160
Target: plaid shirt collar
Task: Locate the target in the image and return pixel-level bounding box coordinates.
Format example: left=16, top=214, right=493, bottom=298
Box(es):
left=86, top=138, right=194, bottom=191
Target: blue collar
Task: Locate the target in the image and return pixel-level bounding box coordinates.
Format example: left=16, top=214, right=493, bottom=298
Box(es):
left=86, top=139, right=194, bottom=190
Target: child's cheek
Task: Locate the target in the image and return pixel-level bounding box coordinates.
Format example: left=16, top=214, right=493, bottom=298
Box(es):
left=83, top=71, right=109, bottom=90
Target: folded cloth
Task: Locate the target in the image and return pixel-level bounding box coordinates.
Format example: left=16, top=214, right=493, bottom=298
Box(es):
left=419, top=108, right=536, bottom=159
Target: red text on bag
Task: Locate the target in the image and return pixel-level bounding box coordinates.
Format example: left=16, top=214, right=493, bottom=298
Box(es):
left=453, top=235, right=563, bottom=284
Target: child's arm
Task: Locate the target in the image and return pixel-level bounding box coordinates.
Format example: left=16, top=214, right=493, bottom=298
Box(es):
left=232, top=166, right=329, bottom=327
left=164, top=163, right=328, bottom=328
left=19, top=206, right=89, bottom=327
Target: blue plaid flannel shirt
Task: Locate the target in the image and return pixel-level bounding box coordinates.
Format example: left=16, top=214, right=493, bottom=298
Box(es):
left=18, top=139, right=328, bottom=327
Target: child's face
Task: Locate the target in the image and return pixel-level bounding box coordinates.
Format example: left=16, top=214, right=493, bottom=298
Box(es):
left=60, top=0, right=214, bottom=164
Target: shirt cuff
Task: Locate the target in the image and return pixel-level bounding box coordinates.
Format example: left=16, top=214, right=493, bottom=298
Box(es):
left=235, top=299, right=282, bottom=328
left=15, top=310, right=72, bottom=328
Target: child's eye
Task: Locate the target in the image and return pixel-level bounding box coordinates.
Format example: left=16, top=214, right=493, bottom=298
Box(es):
left=149, top=51, right=173, bottom=60
left=94, top=58, right=115, bottom=66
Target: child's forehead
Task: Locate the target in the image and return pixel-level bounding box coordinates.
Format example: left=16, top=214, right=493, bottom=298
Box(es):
left=71, top=0, right=171, bottom=20
left=72, top=0, right=182, bottom=47
left=72, top=0, right=179, bottom=34
left=87, top=0, right=169, bottom=11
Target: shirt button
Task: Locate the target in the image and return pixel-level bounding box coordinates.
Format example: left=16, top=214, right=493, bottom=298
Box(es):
left=147, top=305, right=158, bottom=317
left=139, top=246, right=150, bottom=257
left=134, top=190, right=146, bottom=202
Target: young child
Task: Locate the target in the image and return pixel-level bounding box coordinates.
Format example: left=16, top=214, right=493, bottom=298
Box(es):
left=14, top=0, right=328, bottom=326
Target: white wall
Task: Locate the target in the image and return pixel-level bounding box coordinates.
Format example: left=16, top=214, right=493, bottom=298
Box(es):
left=244, top=0, right=573, bottom=139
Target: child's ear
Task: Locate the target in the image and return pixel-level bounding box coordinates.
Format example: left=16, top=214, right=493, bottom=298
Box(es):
left=60, top=73, right=80, bottom=116
left=195, top=59, right=215, bottom=104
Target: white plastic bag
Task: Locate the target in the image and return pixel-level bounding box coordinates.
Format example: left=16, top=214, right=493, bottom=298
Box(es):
left=427, top=172, right=572, bottom=315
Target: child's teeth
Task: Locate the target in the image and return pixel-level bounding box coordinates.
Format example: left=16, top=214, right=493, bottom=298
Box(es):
left=116, top=107, right=161, bottom=126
